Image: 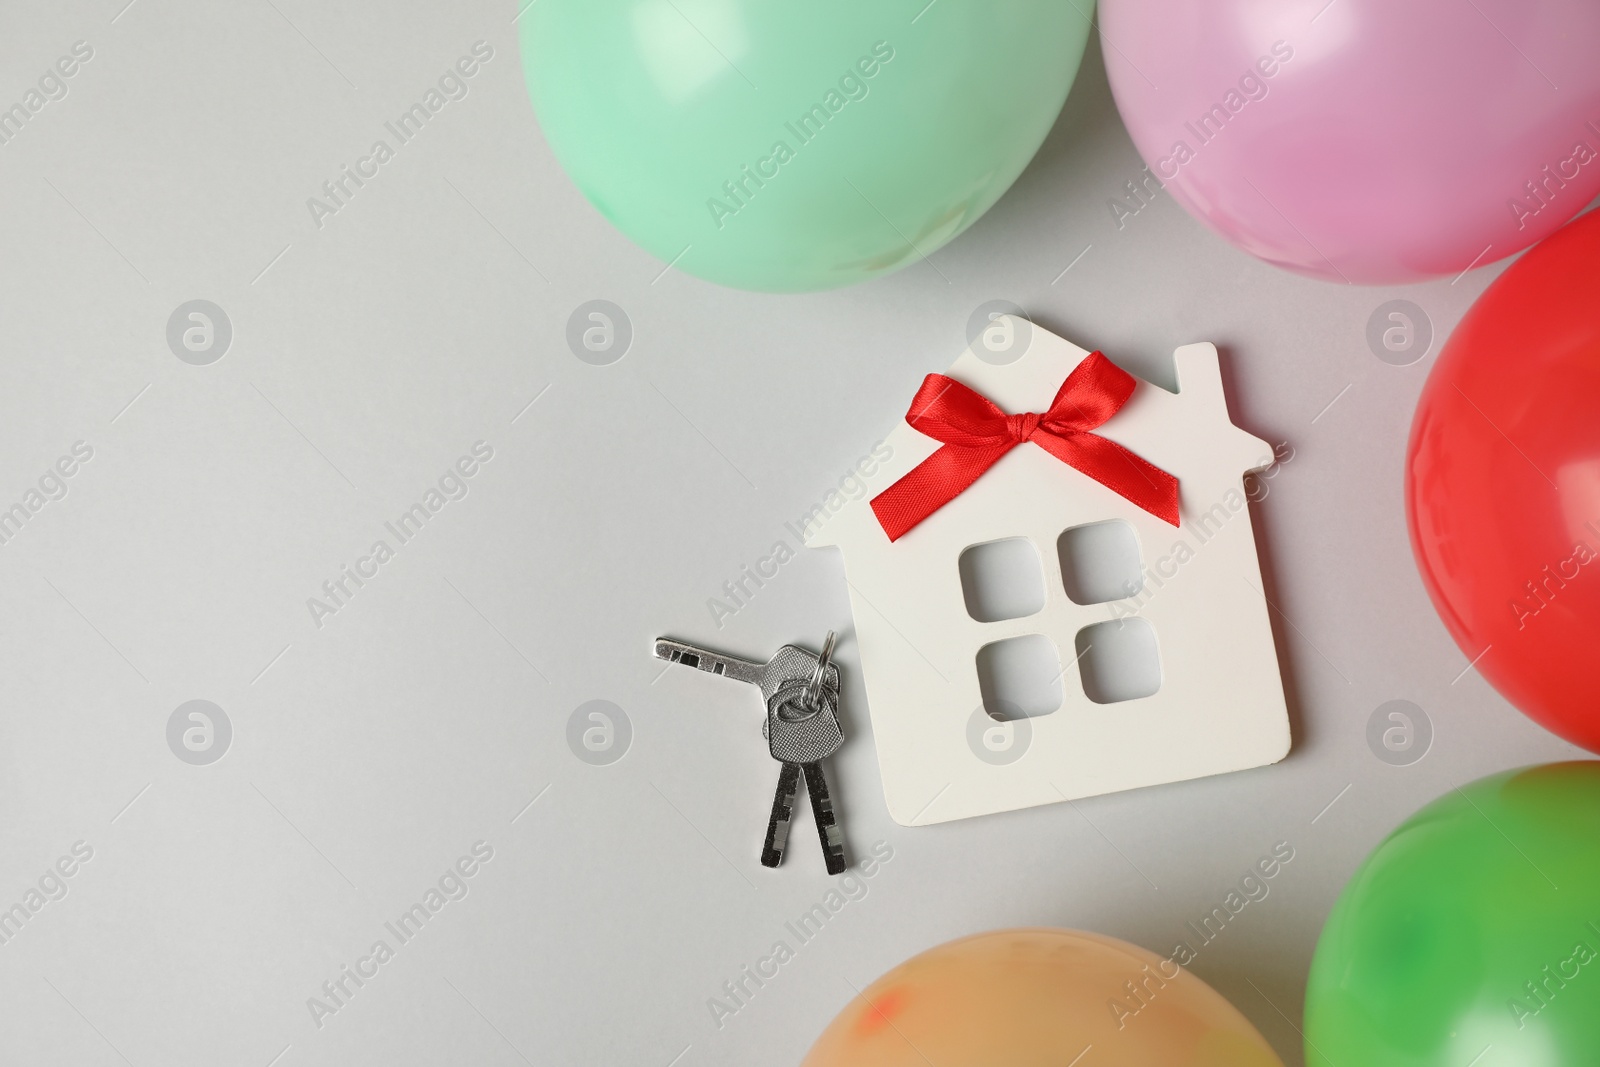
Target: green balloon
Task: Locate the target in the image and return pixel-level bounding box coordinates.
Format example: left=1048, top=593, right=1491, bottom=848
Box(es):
left=1304, top=762, right=1600, bottom=1066
left=519, top=1, right=1093, bottom=292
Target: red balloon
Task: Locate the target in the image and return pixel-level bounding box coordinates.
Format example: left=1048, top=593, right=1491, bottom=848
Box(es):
left=1408, top=209, right=1600, bottom=753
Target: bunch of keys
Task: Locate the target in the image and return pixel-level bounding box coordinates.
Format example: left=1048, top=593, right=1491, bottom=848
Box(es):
left=653, top=632, right=847, bottom=875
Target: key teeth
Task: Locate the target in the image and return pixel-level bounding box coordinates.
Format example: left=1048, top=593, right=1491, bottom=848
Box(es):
left=653, top=640, right=702, bottom=669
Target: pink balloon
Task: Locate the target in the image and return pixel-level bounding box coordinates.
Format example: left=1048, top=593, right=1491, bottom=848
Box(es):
left=1099, top=0, right=1600, bottom=283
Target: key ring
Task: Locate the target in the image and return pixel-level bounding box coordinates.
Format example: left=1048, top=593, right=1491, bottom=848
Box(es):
left=804, top=631, right=837, bottom=710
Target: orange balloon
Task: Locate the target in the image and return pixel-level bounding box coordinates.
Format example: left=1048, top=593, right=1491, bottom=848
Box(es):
left=801, top=928, right=1283, bottom=1067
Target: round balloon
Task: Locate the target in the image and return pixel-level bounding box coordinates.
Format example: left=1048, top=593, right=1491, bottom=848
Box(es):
left=1407, top=208, right=1600, bottom=753
left=1304, top=763, right=1600, bottom=1065
left=520, top=3, right=1091, bottom=292
left=801, top=928, right=1283, bottom=1067
left=1099, top=0, right=1600, bottom=283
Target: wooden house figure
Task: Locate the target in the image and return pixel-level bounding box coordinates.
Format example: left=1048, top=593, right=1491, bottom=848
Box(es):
left=807, top=317, right=1290, bottom=825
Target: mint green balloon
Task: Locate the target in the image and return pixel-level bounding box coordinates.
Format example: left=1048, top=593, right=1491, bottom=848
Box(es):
left=520, top=1, right=1093, bottom=292
left=1304, top=763, right=1600, bottom=1066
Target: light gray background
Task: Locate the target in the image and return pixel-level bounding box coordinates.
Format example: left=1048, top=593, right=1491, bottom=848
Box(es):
left=0, top=3, right=1587, bottom=1066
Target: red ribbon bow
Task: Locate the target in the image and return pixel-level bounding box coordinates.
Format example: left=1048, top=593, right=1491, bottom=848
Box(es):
left=870, top=352, right=1181, bottom=542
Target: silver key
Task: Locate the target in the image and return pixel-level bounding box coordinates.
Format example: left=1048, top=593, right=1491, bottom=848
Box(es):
left=652, top=638, right=765, bottom=687
left=653, top=637, right=838, bottom=703
left=800, top=761, right=847, bottom=875
left=763, top=681, right=847, bottom=875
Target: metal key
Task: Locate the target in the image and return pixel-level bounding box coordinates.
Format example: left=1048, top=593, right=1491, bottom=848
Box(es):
left=653, top=637, right=838, bottom=705
left=654, top=632, right=847, bottom=875
left=762, top=681, right=846, bottom=874
left=800, top=762, right=846, bottom=875
left=652, top=638, right=765, bottom=687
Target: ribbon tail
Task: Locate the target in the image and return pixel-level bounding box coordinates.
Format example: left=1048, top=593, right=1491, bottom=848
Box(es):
left=870, top=442, right=1017, bottom=542
left=1034, top=432, right=1180, bottom=527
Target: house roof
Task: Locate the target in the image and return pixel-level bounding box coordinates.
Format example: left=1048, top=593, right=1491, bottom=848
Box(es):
left=808, top=318, right=1274, bottom=552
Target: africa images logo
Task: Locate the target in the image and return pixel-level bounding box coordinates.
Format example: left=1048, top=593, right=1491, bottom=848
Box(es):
left=305, top=42, right=494, bottom=229
left=704, top=41, right=895, bottom=230
left=305, top=841, right=494, bottom=1029
left=305, top=441, right=494, bottom=628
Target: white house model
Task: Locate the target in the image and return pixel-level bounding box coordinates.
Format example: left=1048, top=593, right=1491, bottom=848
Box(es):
left=807, top=317, right=1290, bottom=826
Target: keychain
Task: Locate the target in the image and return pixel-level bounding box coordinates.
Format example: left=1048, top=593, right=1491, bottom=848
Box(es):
left=654, top=632, right=847, bottom=874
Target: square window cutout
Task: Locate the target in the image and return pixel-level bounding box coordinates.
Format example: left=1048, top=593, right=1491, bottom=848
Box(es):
left=1059, top=520, right=1143, bottom=605
left=976, top=634, right=1063, bottom=719
left=1075, top=618, right=1162, bottom=704
left=959, top=538, right=1045, bottom=622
